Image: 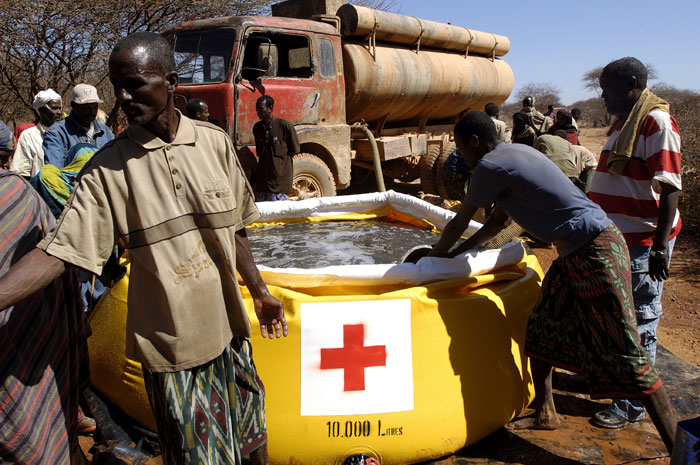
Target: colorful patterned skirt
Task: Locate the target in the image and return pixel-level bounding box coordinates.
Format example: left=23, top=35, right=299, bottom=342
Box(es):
left=254, top=192, right=287, bottom=202
left=1, top=172, right=91, bottom=465
left=143, top=337, right=266, bottom=465
left=524, top=224, right=662, bottom=399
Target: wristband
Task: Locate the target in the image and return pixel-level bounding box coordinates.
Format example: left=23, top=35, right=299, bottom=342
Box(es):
left=649, top=249, right=667, bottom=259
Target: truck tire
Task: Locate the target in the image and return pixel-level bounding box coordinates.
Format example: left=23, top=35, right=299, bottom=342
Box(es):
left=290, top=153, right=336, bottom=200
left=419, top=145, right=441, bottom=195
left=436, top=142, right=467, bottom=201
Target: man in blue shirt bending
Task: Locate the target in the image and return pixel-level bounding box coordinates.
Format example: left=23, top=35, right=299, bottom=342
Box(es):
left=423, top=111, right=677, bottom=454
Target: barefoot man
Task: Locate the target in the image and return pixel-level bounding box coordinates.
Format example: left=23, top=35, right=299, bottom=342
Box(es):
left=423, top=111, right=676, bottom=453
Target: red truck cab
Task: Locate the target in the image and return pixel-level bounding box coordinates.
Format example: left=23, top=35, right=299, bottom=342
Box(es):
left=167, top=16, right=351, bottom=198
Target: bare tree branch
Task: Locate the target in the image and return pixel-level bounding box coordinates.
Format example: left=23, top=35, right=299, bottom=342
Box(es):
left=515, top=82, right=562, bottom=108
left=0, top=0, right=277, bottom=124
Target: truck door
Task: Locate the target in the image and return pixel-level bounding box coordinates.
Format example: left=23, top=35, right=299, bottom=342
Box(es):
left=235, top=30, right=320, bottom=147
left=172, top=29, right=237, bottom=133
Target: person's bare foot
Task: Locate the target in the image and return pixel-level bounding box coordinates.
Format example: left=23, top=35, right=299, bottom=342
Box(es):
left=505, top=413, right=560, bottom=431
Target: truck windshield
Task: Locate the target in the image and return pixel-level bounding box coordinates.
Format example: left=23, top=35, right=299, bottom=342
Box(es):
left=173, top=30, right=235, bottom=84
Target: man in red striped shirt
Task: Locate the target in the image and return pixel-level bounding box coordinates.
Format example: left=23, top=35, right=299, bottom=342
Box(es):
left=589, top=57, right=681, bottom=431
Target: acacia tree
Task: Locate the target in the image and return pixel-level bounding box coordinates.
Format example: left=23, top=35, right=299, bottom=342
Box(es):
left=0, top=0, right=275, bottom=126
left=0, top=0, right=399, bottom=127
left=582, top=63, right=658, bottom=97
left=514, top=82, right=561, bottom=110
left=580, top=67, right=610, bottom=125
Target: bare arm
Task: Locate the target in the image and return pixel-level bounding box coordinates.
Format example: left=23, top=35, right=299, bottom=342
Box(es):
left=649, top=182, right=681, bottom=281
left=0, top=248, right=65, bottom=310
left=234, top=228, right=288, bottom=339
left=428, top=202, right=479, bottom=257
left=446, top=206, right=510, bottom=258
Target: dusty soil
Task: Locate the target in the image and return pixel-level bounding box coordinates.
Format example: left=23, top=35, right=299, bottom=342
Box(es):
left=577, top=126, right=609, bottom=155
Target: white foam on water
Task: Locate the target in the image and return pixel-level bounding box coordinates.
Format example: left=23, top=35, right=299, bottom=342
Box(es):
left=248, top=220, right=440, bottom=268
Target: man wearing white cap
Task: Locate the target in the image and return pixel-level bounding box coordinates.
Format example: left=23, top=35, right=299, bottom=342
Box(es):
left=9, top=89, right=63, bottom=178
left=43, top=83, right=113, bottom=169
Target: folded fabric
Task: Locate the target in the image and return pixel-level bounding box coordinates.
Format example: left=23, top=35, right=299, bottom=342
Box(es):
left=608, top=88, right=669, bottom=175
left=31, top=142, right=98, bottom=217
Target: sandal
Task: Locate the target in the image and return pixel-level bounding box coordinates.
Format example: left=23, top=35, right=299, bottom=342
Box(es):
left=77, top=407, right=96, bottom=435
left=592, top=408, right=629, bottom=429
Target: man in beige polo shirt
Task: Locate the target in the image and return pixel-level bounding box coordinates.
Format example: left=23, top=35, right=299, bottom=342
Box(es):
left=0, top=31, right=286, bottom=465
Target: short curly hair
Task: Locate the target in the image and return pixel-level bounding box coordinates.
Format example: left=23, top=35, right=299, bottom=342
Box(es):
left=454, top=111, right=498, bottom=144
left=484, top=103, right=500, bottom=117
left=256, top=95, right=274, bottom=110
left=601, top=57, right=647, bottom=89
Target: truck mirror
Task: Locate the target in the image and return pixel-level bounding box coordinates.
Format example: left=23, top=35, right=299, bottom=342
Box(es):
left=257, top=43, right=278, bottom=76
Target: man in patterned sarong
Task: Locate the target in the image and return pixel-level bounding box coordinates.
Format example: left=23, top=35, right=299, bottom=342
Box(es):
left=0, top=32, right=286, bottom=464
left=0, top=168, right=90, bottom=464
left=424, top=111, right=676, bottom=453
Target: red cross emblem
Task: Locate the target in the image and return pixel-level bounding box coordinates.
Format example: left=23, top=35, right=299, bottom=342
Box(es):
left=320, top=324, right=387, bottom=391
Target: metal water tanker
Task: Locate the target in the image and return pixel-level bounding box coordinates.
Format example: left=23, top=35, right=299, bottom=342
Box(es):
left=337, top=4, right=513, bottom=124
left=337, top=4, right=510, bottom=55
left=168, top=0, right=515, bottom=197
left=342, top=42, right=514, bottom=123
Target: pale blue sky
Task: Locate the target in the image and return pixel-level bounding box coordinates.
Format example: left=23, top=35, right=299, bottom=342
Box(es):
left=392, top=0, right=700, bottom=105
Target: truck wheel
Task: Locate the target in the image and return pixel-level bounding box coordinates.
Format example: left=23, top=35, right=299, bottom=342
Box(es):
left=290, top=153, right=336, bottom=200
left=419, top=145, right=441, bottom=195
left=436, top=142, right=466, bottom=200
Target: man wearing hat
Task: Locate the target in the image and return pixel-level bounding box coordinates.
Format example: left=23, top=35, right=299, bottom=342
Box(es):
left=43, top=83, right=113, bottom=169
left=9, top=89, right=63, bottom=178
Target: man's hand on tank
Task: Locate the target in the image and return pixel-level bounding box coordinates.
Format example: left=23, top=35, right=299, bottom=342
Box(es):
left=255, top=294, right=288, bottom=339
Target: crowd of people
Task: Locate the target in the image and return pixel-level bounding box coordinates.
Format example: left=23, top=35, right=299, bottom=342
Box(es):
left=484, top=99, right=593, bottom=187
left=0, top=27, right=691, bottom=465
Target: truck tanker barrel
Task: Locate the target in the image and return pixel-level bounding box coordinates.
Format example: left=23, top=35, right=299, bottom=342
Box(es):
left=337, top=4, right=510, bottom=57
left=343, top=45, right=514, bottom=124
left=338, top=5, right=514, bottom=125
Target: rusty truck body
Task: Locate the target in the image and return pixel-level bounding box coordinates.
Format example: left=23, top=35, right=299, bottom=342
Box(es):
left=165, top=0, right=513, bottom=199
